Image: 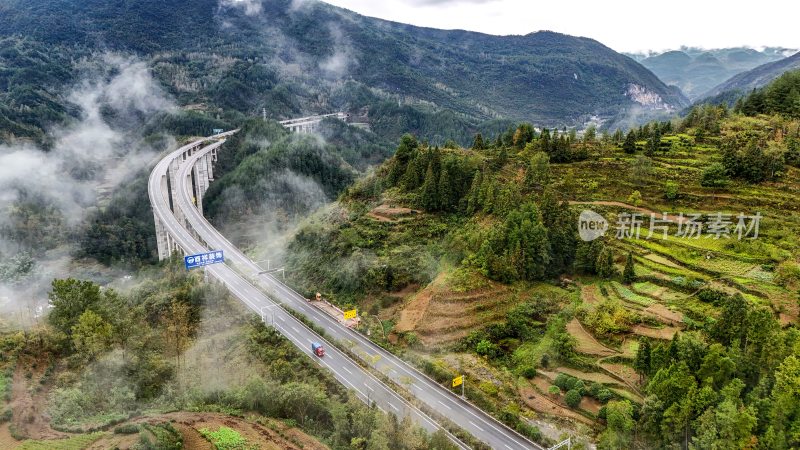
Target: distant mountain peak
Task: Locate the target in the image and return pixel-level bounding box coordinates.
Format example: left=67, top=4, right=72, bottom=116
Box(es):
left=701, top=51, right=800, bottom=101
left=638, top=46, right=794, bottom=100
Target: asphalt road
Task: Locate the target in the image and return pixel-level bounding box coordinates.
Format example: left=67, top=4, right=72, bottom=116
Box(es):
left=148, top=135, right=468, bottom=448
left=171, top=136, right=543, bottom=450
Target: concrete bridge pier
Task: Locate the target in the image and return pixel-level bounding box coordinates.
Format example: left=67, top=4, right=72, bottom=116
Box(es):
left=168, top=158, right=186, bottom=228
left=193, top=153, right=210, bottom=216
left=154, top=214, right=170, bottom=260
left=159, top=141, right=224, bottom=261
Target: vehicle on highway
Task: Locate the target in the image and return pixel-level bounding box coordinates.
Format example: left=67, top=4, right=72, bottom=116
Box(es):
left=312, top=342, right=325, bottom=357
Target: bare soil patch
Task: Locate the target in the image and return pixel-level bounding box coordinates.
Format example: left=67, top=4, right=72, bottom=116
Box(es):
left=632, top=324, right=679, bottom=340
left=566, top=319, right=617, bottom=357
left=600, top=363, right=640, bottom=388
left=780, top=313, right=797, bottom=327
left=10, top=357, right=66, bottom=440
left=518, top=385, right=593, bottom=426
left=579, top=397, right=602, bottom=415
left=393, top=273, right=512, bottom=346
left=540, top=368, right=621, bottom=387
left=394, top=282, right=436, bottom=334
left=367, top=204, right=419, bottom=222
left=643, top=253, right=684, bottom=269
left=83, top=412, right=328, bottom=450
left=0, top=423, right=20, bottom=450
left=643, top=304, right=683, bottom=326
left=580, top=284, right=600, bottom=306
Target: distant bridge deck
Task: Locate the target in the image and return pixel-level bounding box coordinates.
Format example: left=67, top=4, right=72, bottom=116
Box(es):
left=279, top=112, right=349, bottom=133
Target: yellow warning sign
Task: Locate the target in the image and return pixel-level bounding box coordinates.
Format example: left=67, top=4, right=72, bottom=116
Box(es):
left=452, top=375, right=463, bottom=388
left=343, top=309, right=358, bottom=320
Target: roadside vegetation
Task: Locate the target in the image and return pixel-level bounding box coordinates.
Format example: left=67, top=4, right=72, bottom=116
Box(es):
left=0, top=260, right=456, bottom=449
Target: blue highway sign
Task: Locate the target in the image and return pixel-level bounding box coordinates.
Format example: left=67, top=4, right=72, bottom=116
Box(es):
left=185, top=250, right=225, bottom=270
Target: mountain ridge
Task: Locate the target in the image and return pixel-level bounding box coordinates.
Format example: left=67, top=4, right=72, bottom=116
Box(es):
left=0, top=0, right=687, bottom=131
left=632, top=47, right=793, bottom=100
left=702, top=51, right=800, bottom=101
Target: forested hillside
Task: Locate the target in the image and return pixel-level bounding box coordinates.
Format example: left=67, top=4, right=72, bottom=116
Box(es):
left=280, top=73, right=800, bottom=447
left=0, top=0, right=687, bottom=146
left=702, top=51, right=800, bottom=104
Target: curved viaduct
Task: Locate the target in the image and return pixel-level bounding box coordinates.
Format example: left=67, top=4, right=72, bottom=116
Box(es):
left=148, top=119, right=544, bottom=450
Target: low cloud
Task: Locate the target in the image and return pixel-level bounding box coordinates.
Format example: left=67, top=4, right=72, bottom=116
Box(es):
left=289, top=0, right=315, bottom=12
left=0, top=53, right=175, bottom=326
left=219, top=0, right=263, bottom=16
left=215, top=168, right=329, bottom=264
left=319, top=23, right=358, bottom=79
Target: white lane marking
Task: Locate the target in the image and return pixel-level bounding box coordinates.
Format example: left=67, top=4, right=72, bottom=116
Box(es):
left=464, top=407, right=506, bottom=433
left=366, top=385, right=374, bottom=392
left=389, top=403, right=399, bottom=412
left=342, top=378, right=367, bottom=398
left=504, top=445, right=513, bottom=450
left=280, top=325, right=368, bottom=400
left=437, top=400, right=452, bottom=410
left=292, top=326, right=300, bottom=333
left=469, top=420, right=485, bottom=432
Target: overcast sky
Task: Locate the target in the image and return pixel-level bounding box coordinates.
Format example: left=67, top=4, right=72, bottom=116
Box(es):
left=321, top=0, right=798, bottom=53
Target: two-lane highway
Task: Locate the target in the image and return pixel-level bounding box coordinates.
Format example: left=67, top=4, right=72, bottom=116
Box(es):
left=149, top=135, right=470, bottom=449
left=172, top=137, right=542, bottom=450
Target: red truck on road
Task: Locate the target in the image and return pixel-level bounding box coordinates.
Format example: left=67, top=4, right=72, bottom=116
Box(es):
left=312, top=342, right=325, bottom=357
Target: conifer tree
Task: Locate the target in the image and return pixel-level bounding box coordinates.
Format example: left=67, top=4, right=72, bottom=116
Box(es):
left=613, top=128, right=624, bottom=143
left=539, top=128, right=551, bottom=154
left=647, top=127, right=662, bottom=156
left=634, top=338, right=652, bottom=379
left=596, top=247, right=616, bottom=279
left=420, top=163, right=439, bottom=211
left=400, top=153, right=423, bottom=190
left=623, top=252, right=636, bottom=284
left=472, top=133, right=485, bottom=150
left=623, top=130, right=637, bottom=154
left=437, top=165, right=454, bottom=211
left=466, top=170, right=483, bottom=214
